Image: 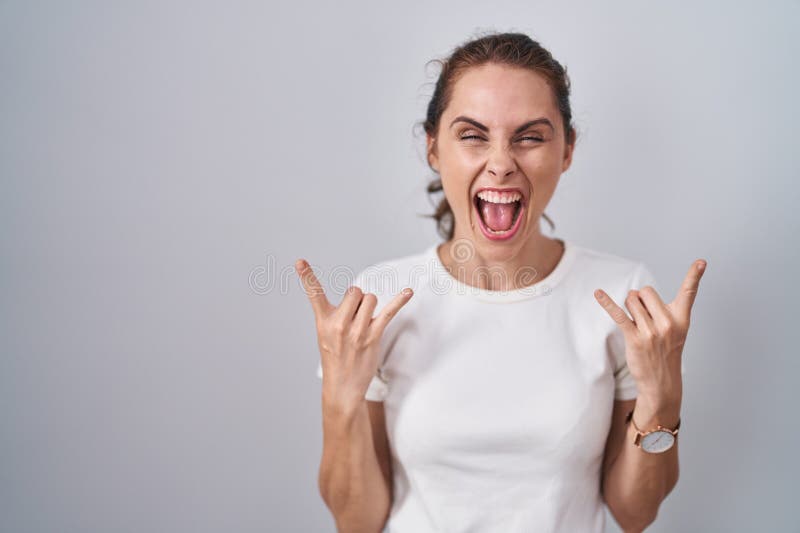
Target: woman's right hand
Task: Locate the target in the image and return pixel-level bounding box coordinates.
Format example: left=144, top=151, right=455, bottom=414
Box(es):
left=295, top=258, right=414, bottom=411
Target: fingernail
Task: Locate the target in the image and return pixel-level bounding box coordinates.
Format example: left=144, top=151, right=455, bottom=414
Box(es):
left=402, top=288, right=413, bottom=296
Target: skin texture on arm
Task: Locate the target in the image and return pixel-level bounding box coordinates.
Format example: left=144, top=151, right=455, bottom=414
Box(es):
left=319, top=398, right=392, bottom=533
left=601, top=397, right=680, bottom=532
left=367, top=400, right=394, bottom=501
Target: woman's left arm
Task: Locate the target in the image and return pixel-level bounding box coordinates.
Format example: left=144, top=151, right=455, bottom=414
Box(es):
left=594, top=259, right=707, bottom=532
left=600, top=395, right=681, bottom=532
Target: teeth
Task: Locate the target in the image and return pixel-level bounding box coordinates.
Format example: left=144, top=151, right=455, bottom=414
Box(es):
left=487, top=226, right=511, bottom=234
left=476, top=190, right=522, bottom=204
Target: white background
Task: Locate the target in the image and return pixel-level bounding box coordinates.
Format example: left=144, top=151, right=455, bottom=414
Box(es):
left=1, top=1, right=797, bottom=531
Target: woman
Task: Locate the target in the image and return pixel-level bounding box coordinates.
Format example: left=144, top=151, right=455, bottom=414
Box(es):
left=298, top=32, right=706, bottom=533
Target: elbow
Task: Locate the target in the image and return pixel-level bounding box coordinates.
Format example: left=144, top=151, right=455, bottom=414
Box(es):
left=318, top=470, right=332, bottom=509
left=607, top=501, right=657, bottom=533
left=607, top=478, right=677, bottom=532
left=604, top=459, right=679, bottom=531
left=627, top=513, right=658, bottom=533
left=604, top=487, right=661, bottom=533
left=664, top=466, right=680, bottom=498
left=318, top=476, right=390, bottom=533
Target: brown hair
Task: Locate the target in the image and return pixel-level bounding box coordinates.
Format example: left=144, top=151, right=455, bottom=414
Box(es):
left=416, top=31, right=577, bottom=241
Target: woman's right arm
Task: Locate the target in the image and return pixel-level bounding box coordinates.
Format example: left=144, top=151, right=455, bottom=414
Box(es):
left=295, top=258, right=412, bottom=533
left=319, top=398, right=391, bottom=533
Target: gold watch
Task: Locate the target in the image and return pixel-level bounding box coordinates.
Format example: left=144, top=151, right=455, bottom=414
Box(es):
left=625, top=409, right=681, bottom=454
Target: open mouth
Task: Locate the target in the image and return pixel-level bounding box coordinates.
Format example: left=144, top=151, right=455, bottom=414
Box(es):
left=472, top=188, right=526, bottom=241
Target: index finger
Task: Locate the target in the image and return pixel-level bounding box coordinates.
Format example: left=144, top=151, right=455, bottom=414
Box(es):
left=370, top=287, right=414, bottom=336
left=295, top=259, right=332, bottom=318
left=594, top=289, right=638, bottom=337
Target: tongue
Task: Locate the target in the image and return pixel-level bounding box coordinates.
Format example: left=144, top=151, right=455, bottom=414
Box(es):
left=480, top=200, right=516, bottom=231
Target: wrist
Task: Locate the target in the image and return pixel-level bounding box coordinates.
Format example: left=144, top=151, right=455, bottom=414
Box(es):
left=632, top=398, right=681, bottom=430
left=322, top=387, right=364, bottom=425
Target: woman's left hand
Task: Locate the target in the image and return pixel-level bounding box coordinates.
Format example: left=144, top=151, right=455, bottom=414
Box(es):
left=593, top=259, right=707, bottom=408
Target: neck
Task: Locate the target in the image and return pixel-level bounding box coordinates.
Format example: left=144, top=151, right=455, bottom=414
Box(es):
left=437, top=224, right=564, bottom=291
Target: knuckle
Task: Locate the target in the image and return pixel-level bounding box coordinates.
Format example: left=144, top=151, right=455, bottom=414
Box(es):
left=347, top=327, right=363, bottom=344
left=354, top=336, right=370, bottom=352
left=365, top=332, right=379, bottom=346
left=348, top=285, right=363, bottom=297
left=306, top=284, right=324, bottom=296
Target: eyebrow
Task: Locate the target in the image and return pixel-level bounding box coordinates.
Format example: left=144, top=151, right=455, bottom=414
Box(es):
left=449, top=115, right=555, bottom=135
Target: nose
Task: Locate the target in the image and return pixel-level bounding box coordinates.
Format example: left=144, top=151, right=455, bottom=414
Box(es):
left=486, top=143, right=517, bottom=179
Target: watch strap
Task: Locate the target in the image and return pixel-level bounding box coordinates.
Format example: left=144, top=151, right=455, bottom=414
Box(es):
left=625, top=409, right=681, bottom=436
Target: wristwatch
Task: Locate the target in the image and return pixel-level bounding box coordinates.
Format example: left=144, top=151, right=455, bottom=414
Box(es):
left=625, top=409, right=681, bottom=454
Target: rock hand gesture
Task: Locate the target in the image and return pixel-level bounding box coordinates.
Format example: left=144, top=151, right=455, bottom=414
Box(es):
left=594, top=259, right=707, bottom=411
left=295, top=259, right=414, bottom=411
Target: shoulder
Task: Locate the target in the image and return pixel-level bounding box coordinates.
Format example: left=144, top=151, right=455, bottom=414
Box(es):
left=569, top=241, right=642, bottom=275
left=352, top=244, right=436, bottom=298
left=566, top=241, right=653, bottom=293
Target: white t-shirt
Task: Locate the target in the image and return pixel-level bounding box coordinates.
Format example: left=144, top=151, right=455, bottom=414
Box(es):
left=316, top=239, right=685, bottom=532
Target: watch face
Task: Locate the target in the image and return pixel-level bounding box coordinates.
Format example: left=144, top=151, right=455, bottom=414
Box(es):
left=641, top=430, right=675, bottom=453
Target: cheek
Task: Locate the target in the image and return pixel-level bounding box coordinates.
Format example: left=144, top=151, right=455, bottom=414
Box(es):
left=522, top=152, right=563, bottom=186
left=438, top=155, right=479, bottom=213
left=441, top=149, right=484, bottom=174
left=439, top=178, right=471, bottom=216
left=521, top=148, right=563, bottom=174
left=521, top=160, right=561, bottom=208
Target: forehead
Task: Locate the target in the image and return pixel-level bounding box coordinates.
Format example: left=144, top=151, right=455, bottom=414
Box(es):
left=445, top=63, right=558, bottom=127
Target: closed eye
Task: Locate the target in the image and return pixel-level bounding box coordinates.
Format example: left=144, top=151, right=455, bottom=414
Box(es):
left=459, top=135, right=544, bottom=143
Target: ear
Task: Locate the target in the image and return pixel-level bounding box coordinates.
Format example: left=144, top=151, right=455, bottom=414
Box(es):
left=561, top=127, right=576, bottom=172
left=426, top=133, right=439, bottom=172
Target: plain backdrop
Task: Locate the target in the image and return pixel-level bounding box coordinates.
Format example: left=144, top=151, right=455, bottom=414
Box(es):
left=1, top=1, right=798, bottom=532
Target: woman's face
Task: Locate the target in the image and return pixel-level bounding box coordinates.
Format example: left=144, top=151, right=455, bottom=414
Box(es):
left=427, top=63, right=575, bottom=260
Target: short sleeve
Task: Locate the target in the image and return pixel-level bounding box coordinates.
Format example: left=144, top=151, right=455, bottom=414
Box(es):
left=612, top=262, right=686, bottom=401
left=316, top=361, right=389, bottom=401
